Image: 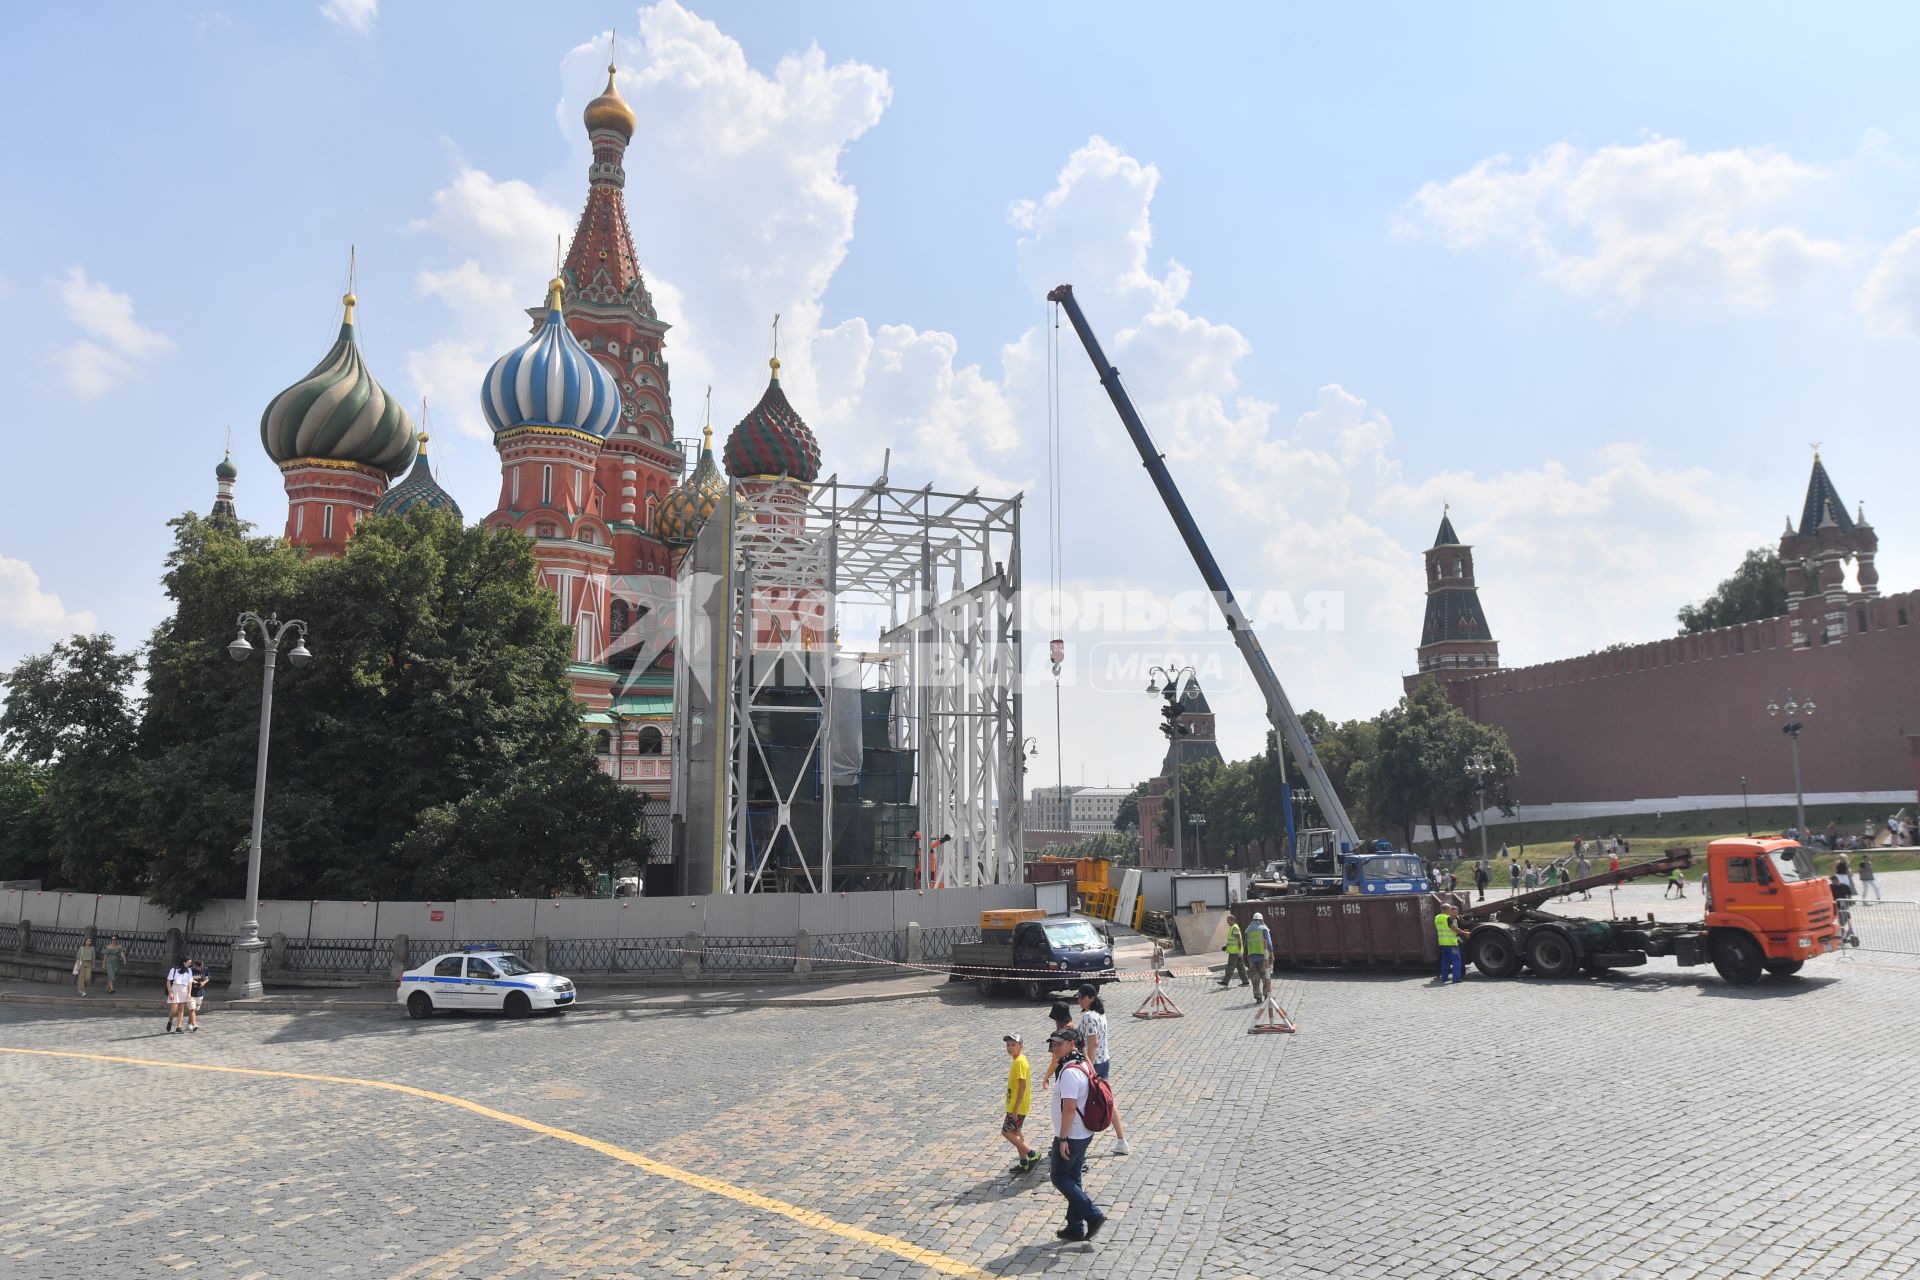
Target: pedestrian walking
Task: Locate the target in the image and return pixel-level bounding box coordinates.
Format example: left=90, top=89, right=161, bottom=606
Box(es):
left=1508, top=860, right=1522, bottom=894
left=1609, top=852, right=1621, bottom=877
left=1860, top=854, right=1881, bottom=903
left=1076, top=984, right=1130, bottom=1156
left=1219, top=918, right=1248, bottom=987
left=164, top=957, right=194, bottom=1033
left=1474, top=860, right=1489, bottom=902
left=74, top=935, right=97, bottom=996
left=1040, top=1002, right=1075, bottom=1087
left=1557, top=864, right=1572, bottom=889
left=1245, top=912, right=1274, bottom=1003
left=1834, top=855, right=1855, bottom=898
left=188, top=958, right=210, bottom=1031
left=1001, top=1033, right=1038, bottom=1174
left=103, top=934, right=124, bottom=994
left=1044, top=1028, right=1105, bottom=1243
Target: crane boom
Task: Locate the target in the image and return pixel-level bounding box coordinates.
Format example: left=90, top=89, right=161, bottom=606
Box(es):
left=1046, top=283, right=1359, bottom=856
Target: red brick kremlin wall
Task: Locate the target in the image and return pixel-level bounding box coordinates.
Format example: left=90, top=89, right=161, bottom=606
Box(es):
left=1442, top=588, right=1920, bottom=805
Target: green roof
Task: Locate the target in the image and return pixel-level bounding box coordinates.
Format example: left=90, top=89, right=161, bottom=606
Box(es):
left=611, top=695, right=673, bottom=717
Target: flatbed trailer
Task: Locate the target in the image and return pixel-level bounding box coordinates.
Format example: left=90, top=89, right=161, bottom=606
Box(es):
left=1447, top=840, right=1842, bottom=985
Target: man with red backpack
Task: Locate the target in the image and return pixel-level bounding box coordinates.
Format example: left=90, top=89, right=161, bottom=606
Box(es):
left=1045, top=1027, right=1109, bottom=1242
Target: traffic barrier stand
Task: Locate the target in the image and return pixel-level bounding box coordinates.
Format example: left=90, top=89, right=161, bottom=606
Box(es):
left=1133, top=943, right=1183, bottom=1019
left=1249, top=992, right=1296, bottom=1035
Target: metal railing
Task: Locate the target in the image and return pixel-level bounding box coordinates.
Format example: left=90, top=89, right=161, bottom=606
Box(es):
left=918, top=925, right=979, bottom=963
left=283, top=938, right=389, bottom=973
left=701, top=935, right=797, bottom=972
left=547, top=936, right=684, bottom=973
left=1845, top=899, right=1920, bottom=956
left=809, top=931, right=902, bottom=969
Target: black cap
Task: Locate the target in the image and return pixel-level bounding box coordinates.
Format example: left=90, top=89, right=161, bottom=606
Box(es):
left=1076, top=982, right=1099, bottom=998
left=1048, top=1027, right=1083, bottom=1048
left=1048, top=1001, right=1071, bottom=1024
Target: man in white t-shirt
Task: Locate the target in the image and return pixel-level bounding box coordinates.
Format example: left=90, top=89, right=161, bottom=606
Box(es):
left=1045, top=1028, right=1105, bottom=1242
left=165, top=959, right=194, bottom=1034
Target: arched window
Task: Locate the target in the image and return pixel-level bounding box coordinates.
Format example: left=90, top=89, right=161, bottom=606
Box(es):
left=645, top=494, right=657, bottom=527
left=636, top=726, right=664, bottom=755
left=511, top=467, right=521, bottom=505
left=542, top=465, right=554, bottom=508
left=595, top=730, right=612, bottom=755
left=574, top=471, right=583, bottom=507
left=296, top=505, right=306, bottom=537
left=610, top=599, right=631, bottom=636
left=323, top=505, right=335, bottom=541
left=580, top=526, right=596, bottom=545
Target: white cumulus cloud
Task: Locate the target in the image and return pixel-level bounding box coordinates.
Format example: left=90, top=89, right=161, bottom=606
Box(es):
left=1856, top=225, right=1920, bottom=338
left=1405, top=137, right=1855, bottom=309
left=50, top=267, right=175, bottom=399
left=0, top=556, right=96, bottom=643
left=320, top=0, right=376, bottom=34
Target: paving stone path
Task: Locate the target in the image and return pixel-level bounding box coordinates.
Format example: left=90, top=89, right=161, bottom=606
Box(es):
left=2, top=941, right=1915, bottom=1278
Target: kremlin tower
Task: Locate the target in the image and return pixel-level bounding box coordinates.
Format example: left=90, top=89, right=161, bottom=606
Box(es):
left=1407, top=508, right=1499, bottom=690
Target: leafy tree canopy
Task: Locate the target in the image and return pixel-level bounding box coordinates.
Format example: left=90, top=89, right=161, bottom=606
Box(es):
left=1677, top=547, right=1787, bottom=634
left=2, top=509, right=649, bottom=911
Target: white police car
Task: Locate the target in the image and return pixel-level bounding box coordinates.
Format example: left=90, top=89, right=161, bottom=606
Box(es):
left=398, top=947, right=575, bottom=1018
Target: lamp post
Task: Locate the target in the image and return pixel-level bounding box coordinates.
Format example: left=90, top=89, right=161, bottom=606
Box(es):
left=225, top=612, right=311, bottom=997
left=1740, top=775, right=1751, bottom=837
left=1147, top=665, right=1197, bottom=869
left=1466, top=753, right=1492, bottom=866
left=1766, top=692, right=1815, bottom=841
left=1187, top=812, right=1208, bottom=865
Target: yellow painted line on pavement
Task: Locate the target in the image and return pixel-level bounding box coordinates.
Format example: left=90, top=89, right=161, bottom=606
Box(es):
left=0, top=1046, right=990, bottom=1279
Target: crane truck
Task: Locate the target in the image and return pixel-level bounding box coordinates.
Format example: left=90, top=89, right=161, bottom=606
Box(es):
left=1048, top=283, right=1365, bottom=877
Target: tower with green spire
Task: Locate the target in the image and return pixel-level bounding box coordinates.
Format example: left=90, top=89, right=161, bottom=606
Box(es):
left=1781, top=449, right=1877, bottom=648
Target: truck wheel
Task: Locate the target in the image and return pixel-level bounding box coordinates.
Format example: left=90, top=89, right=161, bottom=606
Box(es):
left=1469, top=928, right=1522, bottom=980
left=974, top=977, right=996, bottom=998
left=1763, top=959, right=1805, bottom=978
left=1710, top=932, right=1764, bottom=986
left=1024, top=980, right=1048, bottom=1002
left=1524, top=930, right=1579, bottom=980
left=407, top=991, right=434, bottom=1020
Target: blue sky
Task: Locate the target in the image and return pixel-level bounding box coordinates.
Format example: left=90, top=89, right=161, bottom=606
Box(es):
left=4, top=2, right=1918, bottom=787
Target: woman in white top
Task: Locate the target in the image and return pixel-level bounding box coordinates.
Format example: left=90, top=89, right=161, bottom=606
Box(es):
left=1075, top=984, right=1131, bottom=1155
left=165, top=958, right=194, bottom=1034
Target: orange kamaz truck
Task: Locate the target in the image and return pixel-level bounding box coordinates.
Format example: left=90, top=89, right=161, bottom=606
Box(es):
left=1459, top=838, right=1841, bottom=985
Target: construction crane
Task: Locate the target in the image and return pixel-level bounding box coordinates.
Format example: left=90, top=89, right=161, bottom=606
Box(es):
left=1047, top=283, right=1360, bottom=861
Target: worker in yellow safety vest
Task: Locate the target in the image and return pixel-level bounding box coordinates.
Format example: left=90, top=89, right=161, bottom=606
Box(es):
left=1245, top=912, right=1273, bottom=1002
left=1219, top=920, right=1248, bottom=988
left=1435, top=906, right=1463, bottom=984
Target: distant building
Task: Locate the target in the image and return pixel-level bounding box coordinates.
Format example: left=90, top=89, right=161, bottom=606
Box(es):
left=1138, top=679, right=1223, bottom=869
left=1024, top=784, right=1136, bottom=836
left=1416, top=455, right=1920, bottom=811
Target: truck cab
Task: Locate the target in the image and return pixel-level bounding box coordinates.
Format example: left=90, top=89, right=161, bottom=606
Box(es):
left=1700, top=837, right=1839, bottom=980
left=1342, top=850, right=1431, bottom=896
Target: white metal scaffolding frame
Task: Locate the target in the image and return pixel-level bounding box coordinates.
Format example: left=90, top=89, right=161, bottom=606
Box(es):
left=701, top=475, right=1023, bottom=893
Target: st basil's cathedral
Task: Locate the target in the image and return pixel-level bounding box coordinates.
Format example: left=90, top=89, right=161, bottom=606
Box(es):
left=233, top=60, right=818, bottom=803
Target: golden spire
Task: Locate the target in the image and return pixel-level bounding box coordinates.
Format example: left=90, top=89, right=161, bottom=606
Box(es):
left=703, top=385, right=713, bottom=448
left=418, top=398, right=430, bottom=452
left=769, top=313, right=781, bottom=379
left=582, top=29, right=636, bottom=139
left=342, top=244, right=358, bottom=323
left=546, top=275, right=566, bottom=311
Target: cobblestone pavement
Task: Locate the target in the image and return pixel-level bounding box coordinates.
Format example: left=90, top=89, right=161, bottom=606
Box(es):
left=3, top=945, right=1917, bottom=1279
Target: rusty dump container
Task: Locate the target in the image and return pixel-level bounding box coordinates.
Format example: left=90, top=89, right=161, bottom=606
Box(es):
left=1024, top=862, right=1077, bottom=885
left=1231, top=894, right=1443, bottom=970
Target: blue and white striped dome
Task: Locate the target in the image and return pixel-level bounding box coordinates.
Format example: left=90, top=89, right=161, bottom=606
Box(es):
left=481, top=277, right=621, bottom=440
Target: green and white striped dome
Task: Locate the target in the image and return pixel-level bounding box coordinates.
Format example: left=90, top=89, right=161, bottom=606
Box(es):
left=260, top=293, right=417, bottom=477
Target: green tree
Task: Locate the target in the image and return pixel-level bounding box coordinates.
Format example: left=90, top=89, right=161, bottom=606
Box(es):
left=0, top=756, right=52, bottom=883
left=1053, top=829, right=1141, bottom=867
left=1677, top=547, right=1787, bottom=633
left=7, top=509, right=650, bottom=911
left=0, top=634, right=147, bottom=889
left=1111, top=784, right=1144, bottom=833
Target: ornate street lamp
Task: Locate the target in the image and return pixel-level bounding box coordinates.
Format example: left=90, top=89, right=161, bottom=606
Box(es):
left=1766, top=692, right=1815, bottom=841
left=1147, top=664, right=1198, bottom=869
left=226, top=612, right=310, bottom=997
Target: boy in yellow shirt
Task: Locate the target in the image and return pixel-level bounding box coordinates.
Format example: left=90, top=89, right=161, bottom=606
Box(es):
left=1002, top=1033, right=1039, bottom=1174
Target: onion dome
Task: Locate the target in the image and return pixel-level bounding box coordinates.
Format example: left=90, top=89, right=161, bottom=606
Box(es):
left=723, top=357, right=821, bottom=482
left=261, top=292, right=418, bottom=477
left=583, top=60, right=635, bottom=140
left=215, top=449, right=237, bottom=481
left=656, top=425, right=726, bottom=545
left=482, top=277, right=621, bottom=440
left=372, top=432, right=462, bottom=519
